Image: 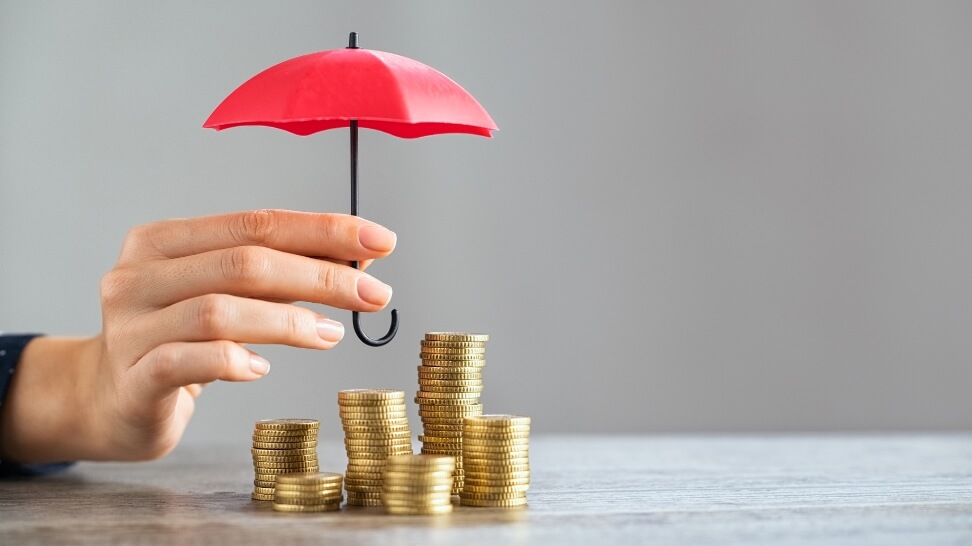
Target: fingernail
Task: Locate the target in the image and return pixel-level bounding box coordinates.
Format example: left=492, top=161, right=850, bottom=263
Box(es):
left=358, top=225, right=397, bottom=252
left=316, top=318, right=345, bottom=342
left=357, top=275, right=393, bottom=306
left=249, top=355, right=270, bottom=376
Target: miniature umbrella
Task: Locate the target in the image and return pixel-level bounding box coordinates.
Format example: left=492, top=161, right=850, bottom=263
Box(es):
left=204, top=32, right=497, bottom=347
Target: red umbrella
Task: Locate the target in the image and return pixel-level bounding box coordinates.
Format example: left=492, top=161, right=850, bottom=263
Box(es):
left=204, top=32, right=497, bottom=347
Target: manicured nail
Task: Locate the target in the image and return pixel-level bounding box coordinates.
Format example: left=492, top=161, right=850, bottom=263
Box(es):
left=249, top=355, right=270, bottom=376
left=358, top=225, right=397, bottom=252
left=357, top=275, right=393, bottom=306
left=316, top=318, right=345, bottom=342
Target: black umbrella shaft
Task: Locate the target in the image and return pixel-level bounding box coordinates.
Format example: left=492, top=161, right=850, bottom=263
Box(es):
left=350, top=119, right=359, bottom=218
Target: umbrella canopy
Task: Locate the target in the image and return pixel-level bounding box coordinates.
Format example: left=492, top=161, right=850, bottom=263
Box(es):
left=204, top=33, right=496, bottom=347
left=203, top=43, right=496, bottom=138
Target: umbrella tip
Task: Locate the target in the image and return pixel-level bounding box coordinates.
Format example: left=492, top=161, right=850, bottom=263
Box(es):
left=348, top=32, right=359, bottom=49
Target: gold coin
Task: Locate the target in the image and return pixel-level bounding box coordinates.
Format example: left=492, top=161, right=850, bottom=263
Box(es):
left=420, top=361, right=486, bottom=369
left=343, top=425, right=411, bottom=435
left=459, top=496, right=527, bottom=508
left=272, top=502, right=341, bottom=512
left=418, top=368, right=483, bottom=378
left=339, top=410, right=408, bottom=419
left=254, top=479, right=276, bottom=488
left=381, top=483, right=454, bottom=494
left=414, top=396, right=481, bottom=405
left=380, top=472, right=454, bottom=483
left=462, top=464, right=530, bottom=475
left=422, top=446, right=464, bottom=454
left=249, top=427, right=319, bottom=437
left=424, top=332, right=489, bottom=342
left=252, top=454, right=317, bottom=463
left=345, top=458, right=393, bottom=468
left=418, top=378, right=483, bottom=387
left=339, top=388, right=404, bottom=399
left=343, top=430, right=412, bottom=439
left=346, top=450, right=413, bottom=461
left=275, top=485, right=344, bottom=496
left=420, top=430, right=463, bottom=439
left=385, top=504, right=453, bottom=515
left=419, top=350, right=486, bottom=359
left=341, top=418, right=411, bottom=427
left=462, top=447, right=529, bottom=456
left=420, top=339, right=486, bottom=348
left=381, top=497, right=453, bottom=508
left=251, top=492, right=275, bottom=501
left=461, top=431, right=531, bottom=440
left=419, top=346, right=486, bottom=354
left=254, top=419, right=319, bottom=430
left=251, top=447, right=318, bottom=457
left=464, top=415, right=531, bottom=428
left=253, top=440, right=317, bottom=449
left=419, top=385, right=484, bottom=394
left=462, top=438, right=530, bottom=448
left=418, top=364, right=483, bottom=372
left=252, top=486, right=276, bottom=495
left=273, top=492, right=343, bottom=503
left=383, top=454, right=455, bottom=468
left=338, top=401, right=407, bottom=410
left=461, top=484, right=530, bottom=494
left=344, top=437, right=413, bottom=446
left=252, top=431, right=317, bottom=440
left=419, top=402, right=483, bottom=412
left=463, top=477, right=531, bottom=487
left=458, top=490, right=527, bottom=500
left=346, top=490, right=384, bottom=498
left=346, top=498, right=384, bottom=507
left=420, top=353, right=486, bottom=362
left=275, top=472, right=343, bottom=485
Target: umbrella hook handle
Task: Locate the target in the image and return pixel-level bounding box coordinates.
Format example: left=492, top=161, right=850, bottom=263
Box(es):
left=348, top=117, right=399, bottom=347
left=352, top=304, right=399, bottom=347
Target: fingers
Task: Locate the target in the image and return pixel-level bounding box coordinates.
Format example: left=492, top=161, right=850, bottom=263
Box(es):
left=111, top=246, right=392, bottom=312
left=125, top=294, right=345, bottom=352
left=118, top=210, right=396, bottom=266
left=130, top=341, right=269, bottom=402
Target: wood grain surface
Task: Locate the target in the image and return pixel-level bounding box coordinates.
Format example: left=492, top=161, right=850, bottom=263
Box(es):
left=2, top=435, right=971, bottom=545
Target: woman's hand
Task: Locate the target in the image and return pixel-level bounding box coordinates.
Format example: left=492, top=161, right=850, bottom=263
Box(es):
left=0, top=210, right=395, bottom=463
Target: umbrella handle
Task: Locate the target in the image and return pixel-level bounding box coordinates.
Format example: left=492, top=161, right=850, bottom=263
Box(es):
left=349, top=115, right=399, bottom=347
left=352, top=256, right=399, bottom=346
left=352, top=306, right=400, bottom=347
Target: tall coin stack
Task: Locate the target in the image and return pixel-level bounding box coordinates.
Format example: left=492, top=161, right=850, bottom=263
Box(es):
left=338, top=389, right=413, bottom=507
left=460, top=414, right=530, bottom=508
left=381, top=454, right=456, bottom=515
left=251, top=419, right=320, bottom=501
left=272, top=472, right=344, bottom=512
left=416, top=332, right=488, bottom=494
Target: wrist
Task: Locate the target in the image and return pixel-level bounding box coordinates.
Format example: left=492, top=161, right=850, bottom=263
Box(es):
left=0, top=336, right=102, bottom=463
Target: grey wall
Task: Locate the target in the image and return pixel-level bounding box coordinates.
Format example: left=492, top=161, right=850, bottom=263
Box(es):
left=2, top=1, right=971, bottom=444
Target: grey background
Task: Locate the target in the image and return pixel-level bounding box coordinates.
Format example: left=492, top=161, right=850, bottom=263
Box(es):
left=1, top=1, right=970, bottom=444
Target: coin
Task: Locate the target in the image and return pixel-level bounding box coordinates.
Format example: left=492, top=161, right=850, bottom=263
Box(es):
left=424, top=332, right=489, bottom=342
left=419, top=346, right=486, bottom=355
left=464, top=415, right=531, bottom=428
left=253, top=440, right=317, bottom=449
left=459, top=496, right=527, bottom=508
left=338, top=388, right=405, bottom=400
left=272, top=502, right=341, bottom=512
left=255, top=419, right=319, bottom=430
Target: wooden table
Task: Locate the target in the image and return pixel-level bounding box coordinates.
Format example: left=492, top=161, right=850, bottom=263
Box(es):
left=2, top=435, right=971, bottom=545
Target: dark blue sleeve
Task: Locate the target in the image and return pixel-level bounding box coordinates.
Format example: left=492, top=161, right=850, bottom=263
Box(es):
left=0, top=333, right=75, bottom=477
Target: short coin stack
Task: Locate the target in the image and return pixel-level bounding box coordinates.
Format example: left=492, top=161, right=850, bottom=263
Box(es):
left=272, top=472, right=344, bottom=512
left=381, top=454, right=456, bottom=515
left=339, top=389, right=413, bottom=507
left=251, top=419, right=320, bottom=501
left=460, top=414, right=530, bottom=508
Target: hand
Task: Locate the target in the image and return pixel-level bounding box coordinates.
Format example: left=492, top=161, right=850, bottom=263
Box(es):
left=0, top=210, right=396, bottom=463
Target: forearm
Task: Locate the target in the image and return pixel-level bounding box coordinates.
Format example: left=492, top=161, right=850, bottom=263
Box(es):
left=0, top=336, right=102, bottom=463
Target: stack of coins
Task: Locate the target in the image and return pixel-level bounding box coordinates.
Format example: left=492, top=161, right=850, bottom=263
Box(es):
left=417, top=332, right=488, bottom=494
left=460, top=415, right=530, bottom=508
left=272, top=472, right=344, bottom=512
left=251, top=419, right=320, bottom=501
left=338, top=389, right=413, bottom=507
left=381, top=454, right=456, bottom=515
